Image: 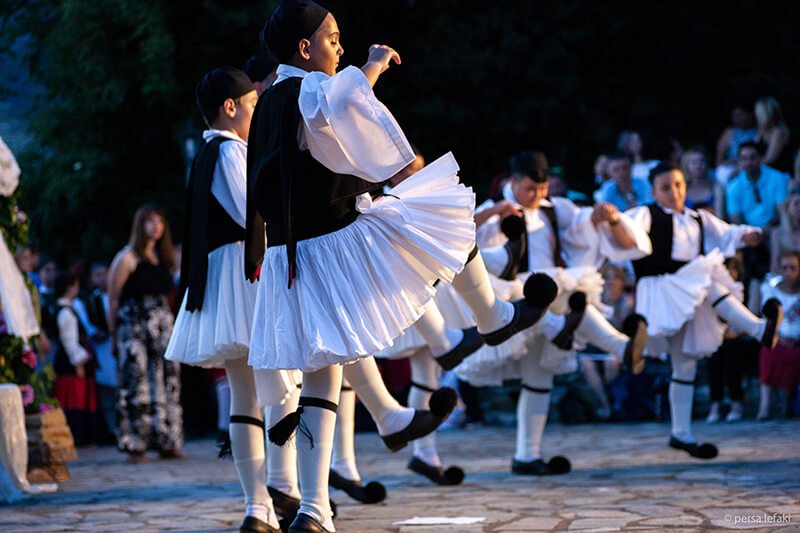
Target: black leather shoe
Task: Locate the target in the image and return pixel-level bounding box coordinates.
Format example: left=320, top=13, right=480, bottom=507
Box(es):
left=551, top=292, right=587, bottom=349
left=761, top=298, right=783, bottom=348
left=381, top=388, right=456, bottom=452
left=481, top=273, right=557, bottom=346
left=268, top=486, right=300, bottom=519
left=668, top=436, right=718, bottom=459
left=329, top=469, right=386, bottom=503
left=511, top=456, right=571, bottom=476
left=435, top=327, right=484, bottom=370
left=408, top=456, right=464, bottom=486
left=622, top=313, right=648, bottom=375
left=240, top=516, right=280, bottom=533
left=288, top=513, right=333, bottom=533
left=499, top=215, right=526, bottom=281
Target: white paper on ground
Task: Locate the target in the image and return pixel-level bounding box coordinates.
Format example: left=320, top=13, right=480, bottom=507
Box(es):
left=393, top=517, right=486, bottom=525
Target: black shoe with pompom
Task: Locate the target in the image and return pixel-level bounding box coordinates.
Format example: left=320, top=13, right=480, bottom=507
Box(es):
left=381, top=387, right=457, bottom=452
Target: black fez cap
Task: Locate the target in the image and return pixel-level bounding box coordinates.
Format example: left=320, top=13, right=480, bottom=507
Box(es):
left=648, top=162, right=680, bottom=184
left=510, top=150, right=550, bottom=183
left=260, top=0, right=330, bottom=63
left=195, top=66, right=255, bottom=125
left=244, top=52, right=279, bottom=83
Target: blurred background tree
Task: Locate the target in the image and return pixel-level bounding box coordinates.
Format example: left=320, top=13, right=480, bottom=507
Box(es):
left=1, top=0, right=799, bottom=264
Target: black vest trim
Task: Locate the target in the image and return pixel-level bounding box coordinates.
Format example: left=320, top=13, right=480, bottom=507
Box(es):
left=491, top=193, right=564, bottom=270
left=632, top=204, right=705, bottom=280
left=180, top=136, right=246, bottom=312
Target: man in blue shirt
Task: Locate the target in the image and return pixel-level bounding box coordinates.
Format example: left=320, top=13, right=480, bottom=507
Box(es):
left=726, top=141, right=789, bottom=228
left=593, top=152, right=653, bottom=212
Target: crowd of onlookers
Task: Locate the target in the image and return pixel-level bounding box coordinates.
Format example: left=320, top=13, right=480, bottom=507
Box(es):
left=11, top=96, right=799, bottom=451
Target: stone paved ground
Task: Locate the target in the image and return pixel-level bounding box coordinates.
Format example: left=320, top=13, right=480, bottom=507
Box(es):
left=2, top=420, right=798, bottom=532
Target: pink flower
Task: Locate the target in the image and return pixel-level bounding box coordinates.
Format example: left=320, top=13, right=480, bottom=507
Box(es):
left=19, top=384, right=34, bottom=407
left=21, top=349, right=37, bottom=369
left=38, top=403, right=53, bottom=413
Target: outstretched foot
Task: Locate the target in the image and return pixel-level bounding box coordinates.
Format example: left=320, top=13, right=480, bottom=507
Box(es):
left=551, top=292, right=587, bottom=349
left=381, top=388, right=457, bottom=452
left=328, top=469, right=386, bottom=504
left=622, top=313, right=648, bottom=375
left=435, top=327, right=485, bottom=370
left=761, top=298, right=783, bottom=348
left=511, top=456, right=572, bottom=476
left=668, top=436, right=718, bottom=459
left=481, top=273, right=558, bottom=346
left=408, top=456, right=465, bottom=485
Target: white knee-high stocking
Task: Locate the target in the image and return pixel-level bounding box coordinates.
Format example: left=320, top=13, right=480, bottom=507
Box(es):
left=669, top=334, right=698, bottom=443
left=266, top=385, right=300, bottom=499
left=450, top=252, right=513, bottom=333
left=413, top=300, right=464, bottom=357
left=709, top=282, right=765, bottom=339
left=409, top=348, right=442, bottom=467
left=575, top=304, right=628, bottom=359
left=342, top=357, right=413, bottom=436
left=224, top=357, right=278, bottom=529
left=215, top=376, right=231, bottom=432
left=516, top=340, right=554, bottom=462
left=332, top=380, right=360, bottom=482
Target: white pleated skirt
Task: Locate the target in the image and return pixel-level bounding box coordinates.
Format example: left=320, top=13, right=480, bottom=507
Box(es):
left=248, top=152, right=477, bottom=372
left=165, top=242, right=301, bottom=406
left=635, top=248, right=740, bottom=357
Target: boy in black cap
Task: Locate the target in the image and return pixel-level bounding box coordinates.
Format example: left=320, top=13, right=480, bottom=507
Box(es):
left=246, top=3, right=557, bottom=532
left=166, top=66, right=295, bottom=533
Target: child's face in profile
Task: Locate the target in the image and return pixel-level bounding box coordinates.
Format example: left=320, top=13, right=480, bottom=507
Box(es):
left=306, top=14, right=343, bottom=76
left=232, top=90, right=259, bottom=141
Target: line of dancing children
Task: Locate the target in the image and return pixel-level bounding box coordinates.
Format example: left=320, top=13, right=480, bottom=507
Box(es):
left=169, top=2, right=784, bottom=532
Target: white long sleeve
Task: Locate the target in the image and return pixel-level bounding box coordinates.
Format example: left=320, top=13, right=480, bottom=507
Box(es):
left=57, top=307, right=90, bottom=367
left=298, top=66, right=416, bottom=182
left=204, top=130, right=247, bottom=228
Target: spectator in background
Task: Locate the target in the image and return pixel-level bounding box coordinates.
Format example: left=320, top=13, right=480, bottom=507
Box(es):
left=243, top=51, right=278, bottom=96
left=716, top=101, right=758, bottom=168
left=37, top=257, right=58, bottom=306
left=593, top=154, right=609, bottom=185
left=771, top=189, right=800, bottom=273
left=73, top=261, right=117, bottom=442
left=705, top=257, right=757, bottom=423
left=681, top=147, right=722, bottom=215
left=648, top=134, right=684, bottom=167
left=14, top=243, right=36, bottom=279
left=108, top=204, right=184, bottom=463
left=727, top=141, right=789, bottom=281
left=758, top=251, right=800, bottom=419
left=593, top=152, right=653, bottom=211
left=617, top=130, right=656, bottom=180
left=755, top=97, right=792, bottom=174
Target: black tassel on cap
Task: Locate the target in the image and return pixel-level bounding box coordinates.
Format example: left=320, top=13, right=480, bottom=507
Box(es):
left=268, top=406, right=304, bottom=446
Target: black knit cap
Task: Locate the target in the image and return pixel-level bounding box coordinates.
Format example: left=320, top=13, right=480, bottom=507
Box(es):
left=260, top=0, right=330, bottom=63
left=510, top=150, right=550, bottom=183
left=195, top=66, right=255, bottom=124
left=244, top=52, right=279, bottom=83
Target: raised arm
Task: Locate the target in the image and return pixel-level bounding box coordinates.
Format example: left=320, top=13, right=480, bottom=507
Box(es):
left=360, top=45, right=401, bottom=88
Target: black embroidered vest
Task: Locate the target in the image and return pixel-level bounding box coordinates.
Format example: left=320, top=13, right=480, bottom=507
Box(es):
left=631, top=204, right=705, bottom=280
left=180, top=136, right=246, bottom=311
left=245, top=77, right=379, bottom=287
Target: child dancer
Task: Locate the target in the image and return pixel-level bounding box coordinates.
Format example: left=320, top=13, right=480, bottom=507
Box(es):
left=165, top=66, right=300, bottom=533
left=246, top=3, right=557, bottom=531
left=624, top=163, right=782, bottom=458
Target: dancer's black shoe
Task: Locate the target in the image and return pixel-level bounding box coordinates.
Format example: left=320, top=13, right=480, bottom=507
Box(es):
left=668, top=436, right=718, bottom=459
left=761, top=298, right=783, bottom=348
left=499, top=215, right=526, bottom=281
left=551, top=292, right=587, bottom=350
left=622, top=313, right=648, bottom=375
left=328, top=469, right=386, bottom=504
left=407, top=456, right=464, bottom=486
left=481, top=273, right=558, bottom=346
left=288, top=513, right=333, bottom=533
left=511, top=456, right=571, bottom=476
left=381, top=388, right=457, bottom=452
left=240, top=516, right=280, bottom=533
left=435, top=327, right=484, bottom=370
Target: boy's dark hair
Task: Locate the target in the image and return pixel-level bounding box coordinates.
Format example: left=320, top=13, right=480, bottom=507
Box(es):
left=724, top=256, right=744, bottom=280
left=195, top=66, right=254, bottom=126
left=53, top=270, right=78, bottom=298
left=738, top=141, right=761, bottom=156
left=648, top=162, right=681, bottom=184
left=509, top=150, right=549, bottom=183
left=244, top=52, right=279, bottom=83
left=606, top=151, right=632, bottom=163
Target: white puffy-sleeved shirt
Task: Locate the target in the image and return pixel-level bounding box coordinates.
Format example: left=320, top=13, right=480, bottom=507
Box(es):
left=202, top=129, right=247, bottom=227
left=475, top=182, right=650, bottom=269
left=56, top=298, right=90, bottom=367
left=273, top=64, right=415, bottom=183
left=622, top=204, right=761, bottom=262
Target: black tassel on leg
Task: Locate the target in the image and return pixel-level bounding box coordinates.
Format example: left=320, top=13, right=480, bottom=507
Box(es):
left=268, top=407, right=304, bottom=445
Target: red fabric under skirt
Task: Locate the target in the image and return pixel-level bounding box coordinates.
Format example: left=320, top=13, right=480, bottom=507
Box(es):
left=759, top=343, right=800, bottom=390
left=53, top=375, right=98, bottom=412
